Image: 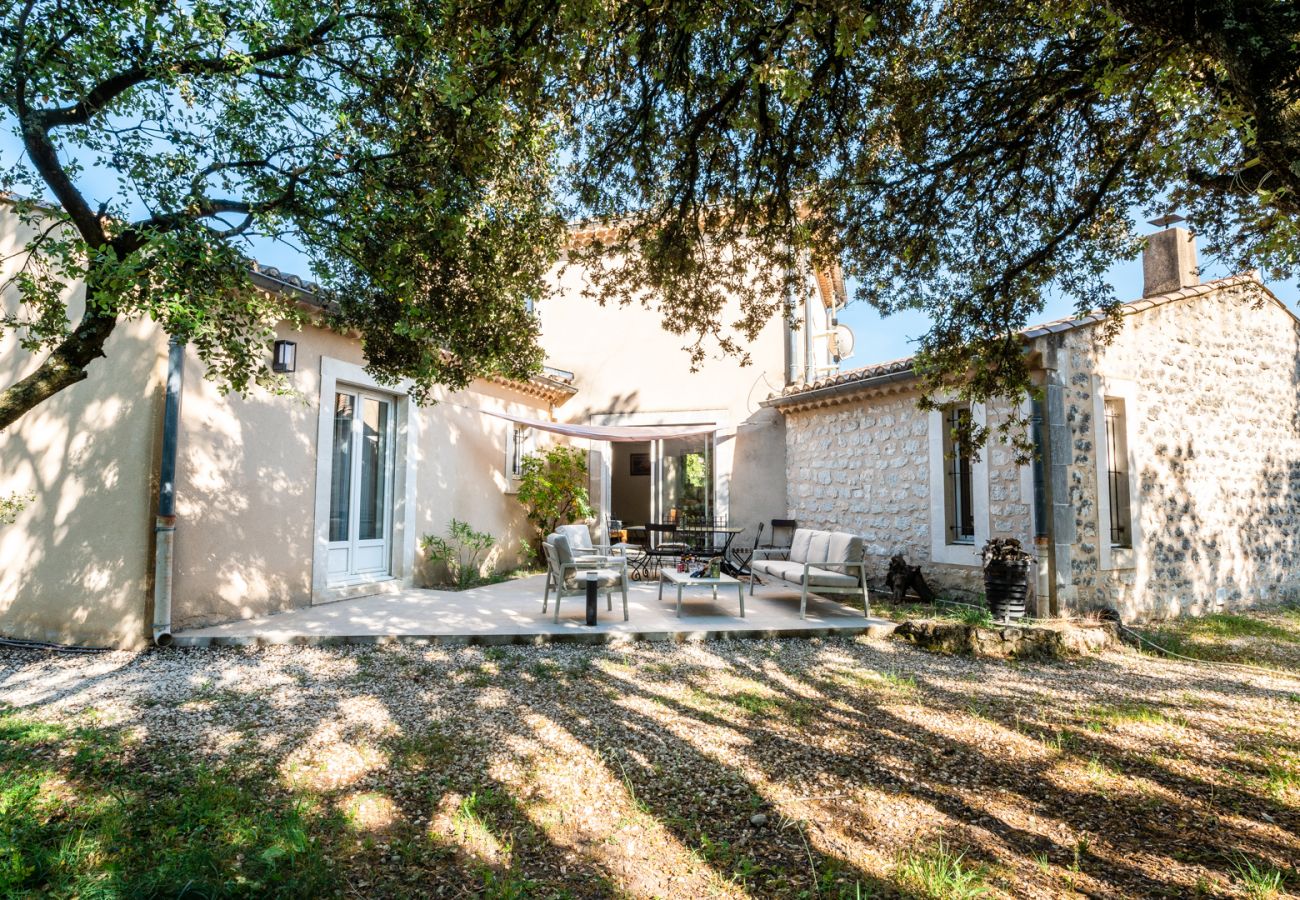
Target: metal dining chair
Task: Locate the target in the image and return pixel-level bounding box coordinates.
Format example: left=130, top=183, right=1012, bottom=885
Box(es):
left=642, top=523, right=688, bottom=578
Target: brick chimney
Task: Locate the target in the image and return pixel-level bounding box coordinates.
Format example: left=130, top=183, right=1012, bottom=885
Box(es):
left=1142, top=222, right=1199, bottom=297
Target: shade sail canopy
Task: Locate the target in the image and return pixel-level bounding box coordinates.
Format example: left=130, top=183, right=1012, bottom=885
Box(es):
left=481, top=408, right=716, bottom=442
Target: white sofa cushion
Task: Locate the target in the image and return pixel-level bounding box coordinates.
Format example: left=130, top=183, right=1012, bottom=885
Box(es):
left=827, top=532, right=863, bottom=566
left=751, top=559, right=798, bottom=580
left=788, top=528, right=813, bottom=563
left=807, top=531, right=831, bottom=564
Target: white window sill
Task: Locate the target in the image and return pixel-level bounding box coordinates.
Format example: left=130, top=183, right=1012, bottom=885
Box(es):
left=932, top=542, right=981, bottom=567
left=1103, top=546, right=1137, bottom=571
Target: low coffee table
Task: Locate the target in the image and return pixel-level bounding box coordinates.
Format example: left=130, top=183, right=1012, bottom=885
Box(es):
left=658, top=569, right=745, bottom=618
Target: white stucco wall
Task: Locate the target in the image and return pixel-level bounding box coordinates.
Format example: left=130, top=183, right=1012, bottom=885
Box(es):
left=0, top=204, right=167, bottom=648
left=540, top=258, right=832, bottom=534
left=169, top=316, right=558, bottom=630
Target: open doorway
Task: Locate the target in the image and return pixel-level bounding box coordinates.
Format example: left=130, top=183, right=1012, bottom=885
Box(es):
left=610, top=440, right=652, bottom=527
left=608, top=435, right=714, bottom=527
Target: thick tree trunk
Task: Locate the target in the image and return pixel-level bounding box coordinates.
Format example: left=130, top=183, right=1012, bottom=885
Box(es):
left=0, top=308, right=118, bottom=431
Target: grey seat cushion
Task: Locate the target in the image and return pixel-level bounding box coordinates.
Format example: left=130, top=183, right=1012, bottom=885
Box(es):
left=562, top=568, right=624, bottom=590
left=752, top=557, right=860, bottom=588
left=802, top=565, right=860, bottom=588
left=557, top=523, right=595, bottom=553
left=547, top=533, right=575, bottom=567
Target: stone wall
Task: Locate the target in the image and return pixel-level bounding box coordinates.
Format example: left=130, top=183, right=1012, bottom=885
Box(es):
left=782, top=390, right=1033, bottom=594
left=1041, top=278, right=1300, bottom=620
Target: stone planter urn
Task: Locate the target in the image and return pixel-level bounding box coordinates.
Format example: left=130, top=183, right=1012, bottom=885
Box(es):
left=981, top=539, right=1034, bottom=622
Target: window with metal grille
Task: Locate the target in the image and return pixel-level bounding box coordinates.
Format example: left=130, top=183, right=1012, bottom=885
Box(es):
left=1104, top=398, right=1132, bottom=548
left=943, top=405, right=975, bottom=544
left=508, top=425, right=532, bottom=479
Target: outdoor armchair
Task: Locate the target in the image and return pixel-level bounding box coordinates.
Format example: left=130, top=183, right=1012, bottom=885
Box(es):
left=556, top=523, right=614, bottom=560
left=749, top=528, right=869, bottom=619
left=543, top=533, right=629, bottom=623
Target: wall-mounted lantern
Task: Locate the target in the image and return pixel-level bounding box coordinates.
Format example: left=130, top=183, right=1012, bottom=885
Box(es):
left=272, top=340, right=297, bottom=373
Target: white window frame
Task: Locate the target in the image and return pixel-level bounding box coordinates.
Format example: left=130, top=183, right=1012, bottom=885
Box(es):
left=504, top=424, right=535, bottom=493
left=590, top=409, right=729, bottom=532
left=312, top=357, right=420, bottom=603
left=1093, top=377, right=1141, bottom=570
left=928, top=402, right=990, bottom=566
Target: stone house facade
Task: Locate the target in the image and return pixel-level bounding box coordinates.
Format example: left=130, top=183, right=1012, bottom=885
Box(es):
left=765, top=228, right=1300, bottom=621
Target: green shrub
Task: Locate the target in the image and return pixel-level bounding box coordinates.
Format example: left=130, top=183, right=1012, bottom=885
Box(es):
left=421, top=519, right=496, bottom=589
left=515, top=445, right=593, bottom=549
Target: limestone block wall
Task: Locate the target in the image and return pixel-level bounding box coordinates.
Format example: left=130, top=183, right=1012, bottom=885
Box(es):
left=782, top=389, right=1033, bottom=593
left=1042, top=279, right=1300, bottom=620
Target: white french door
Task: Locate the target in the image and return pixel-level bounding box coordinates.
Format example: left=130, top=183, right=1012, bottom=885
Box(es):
left=326, top=387, right=396, bottom=583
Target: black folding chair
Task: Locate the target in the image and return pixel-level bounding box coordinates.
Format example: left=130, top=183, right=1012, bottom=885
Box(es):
left=759, top=518, right=797, bottom=559
left=725, top=522, right=761, bottom=577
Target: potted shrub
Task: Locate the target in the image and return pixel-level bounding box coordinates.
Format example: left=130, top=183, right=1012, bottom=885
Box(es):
left=981, top=538, right=1034, bottom=622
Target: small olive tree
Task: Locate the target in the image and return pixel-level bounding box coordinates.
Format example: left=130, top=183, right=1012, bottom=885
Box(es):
left=515, top=445, right=593, bottom=552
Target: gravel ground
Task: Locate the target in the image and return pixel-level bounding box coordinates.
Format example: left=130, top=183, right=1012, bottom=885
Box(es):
left=2, top=632, right=1298, bottom=897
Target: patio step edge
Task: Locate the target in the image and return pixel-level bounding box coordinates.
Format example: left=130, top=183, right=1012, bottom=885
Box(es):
left=170, top=620, right=898, bottom=649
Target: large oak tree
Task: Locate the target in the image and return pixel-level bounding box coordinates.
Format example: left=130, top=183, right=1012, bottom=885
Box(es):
left=3, top=0, right=1297, bottom=432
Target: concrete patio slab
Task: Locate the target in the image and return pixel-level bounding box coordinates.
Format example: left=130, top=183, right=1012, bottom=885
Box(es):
left=173, top=574, right=895, bottom=647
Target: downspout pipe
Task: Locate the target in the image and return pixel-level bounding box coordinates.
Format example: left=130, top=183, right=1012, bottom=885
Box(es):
left=784, top=265, right=799, bottom=386
left=152, top=337, right=185, bottom=647
left=800, top=252, right=815, bottom=384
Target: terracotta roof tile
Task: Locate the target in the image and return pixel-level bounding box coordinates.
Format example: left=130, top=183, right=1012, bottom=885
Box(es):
left=770, top=273, right=1269, bottom=406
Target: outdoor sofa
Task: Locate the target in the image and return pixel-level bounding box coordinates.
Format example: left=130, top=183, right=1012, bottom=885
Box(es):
left=749, top=527, right=869, bottom=619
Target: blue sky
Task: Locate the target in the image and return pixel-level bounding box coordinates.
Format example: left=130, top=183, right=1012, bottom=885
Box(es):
left=5, top=127, right=1297, bottom=373
left=836, top=246, right=1300, bottom=371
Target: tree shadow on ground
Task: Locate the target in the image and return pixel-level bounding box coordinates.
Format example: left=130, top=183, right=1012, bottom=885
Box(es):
left=2, top=633, right=1298, bottom=897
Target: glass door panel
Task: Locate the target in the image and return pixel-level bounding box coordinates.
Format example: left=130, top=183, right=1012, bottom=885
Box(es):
left=658, top=434, right=713, bottom=524
left=325, top=388, right=395, bottom=583
left=329, top=393, right=355, bottom=542
left=358, top=398, right=389, bottom=542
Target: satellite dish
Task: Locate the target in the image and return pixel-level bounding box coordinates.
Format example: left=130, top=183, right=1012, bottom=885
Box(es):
left=834, top=323, right=855, bottom=362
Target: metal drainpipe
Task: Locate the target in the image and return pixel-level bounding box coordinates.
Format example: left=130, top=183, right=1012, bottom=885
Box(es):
left=152, top=337, right=185, bottom=647
left=802, top=257, right=815, bottom=384
left=1037, top=349, right=1064, bottom=618
left=784, top=265, right=799, bottom=386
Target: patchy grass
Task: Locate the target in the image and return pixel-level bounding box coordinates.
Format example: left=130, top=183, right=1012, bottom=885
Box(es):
left=0, top=711, right=343, bottom=897
left=1135, top=607, right=1300, bottom=671
left=3, top=608, right=1300, bottom=898
left=1231, top=853, right=1288, bottom=900
left=721, top=690, right=781, bottom=716
left=896, top=840, right=989, bottom=899
left=1084, top=700, right=1186, bottom=731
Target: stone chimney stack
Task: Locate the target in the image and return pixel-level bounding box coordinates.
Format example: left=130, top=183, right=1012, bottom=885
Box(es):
left=1142, top=220, right=1199, bottom=297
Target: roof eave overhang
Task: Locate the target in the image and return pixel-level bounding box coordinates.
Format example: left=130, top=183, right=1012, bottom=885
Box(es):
left=761, top=368, right=918, bottom=413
